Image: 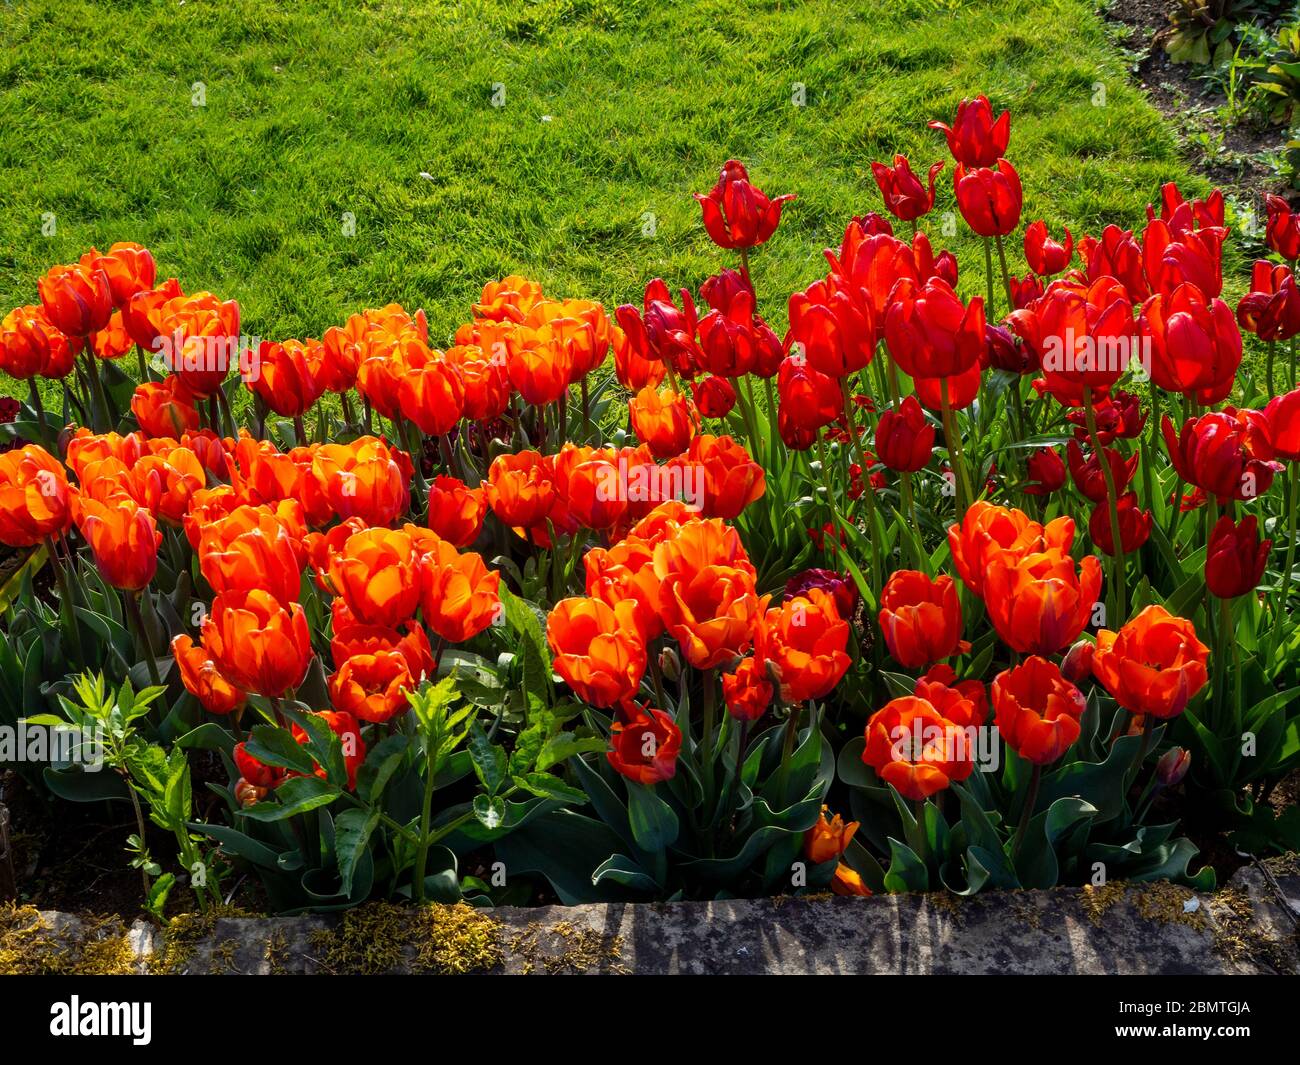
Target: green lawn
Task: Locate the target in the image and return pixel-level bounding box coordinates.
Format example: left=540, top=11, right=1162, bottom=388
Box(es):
left=1, top=0, right=1201, bottom=397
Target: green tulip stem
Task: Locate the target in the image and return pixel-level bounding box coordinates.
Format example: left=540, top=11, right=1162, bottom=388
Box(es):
left=1084, top=386, right=1126, bottom=628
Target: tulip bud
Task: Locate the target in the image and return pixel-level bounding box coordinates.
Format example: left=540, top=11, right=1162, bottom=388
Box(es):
left=1156, top=747, right=1191, bottom=787
left=658, top=646, right=681, bottom=683
left=1060, top=640, right=1095, bottom=685
left=234, top=778, right=268, bottom=808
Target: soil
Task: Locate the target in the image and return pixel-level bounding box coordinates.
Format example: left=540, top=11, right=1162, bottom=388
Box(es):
left=1100, top=0, right=1294, bottom=208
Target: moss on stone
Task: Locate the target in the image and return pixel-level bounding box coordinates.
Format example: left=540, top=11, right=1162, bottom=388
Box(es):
left=309, top=902, right=503, bottom=975
left=0, top=903, right=137, bottom=975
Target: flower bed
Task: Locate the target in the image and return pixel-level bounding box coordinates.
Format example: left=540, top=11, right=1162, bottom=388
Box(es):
left=0, top=95, right=1297, bottom=919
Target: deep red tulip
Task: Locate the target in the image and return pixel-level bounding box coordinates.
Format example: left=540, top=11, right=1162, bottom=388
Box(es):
left=884, top=277, right=986, bottom=380
left=1023, top=447, right=1066, bottom=496
left=1088, top=491, right=1151, bottom=556
left=691, top=375, right=738, bottom=418
left=1066, top=438, right=1138, bottom=503
left=871, top=156, right=943, bottom=222
left=1008, top=272, right=1044, bottom=310
left=1205, top=514, right=1270, bottom=599
left=1143, top=217, right=1226, bottom=299
left=1237, top=261, right=1300, bottom=343
left=1065, top=390, right=1148, bottom=445
left=1162, top=409, right=1284, bottom=505
left=776, top=354, right=841, bottom=441
left=874, top=396, right=934, bottom=472
left=1263, top=387, right=1300, bottom=461
left=1149, top=182, right=1224, bottom=234
left=615, top=280, right=702, bottom=379
left=694, top=160, right=794, bottom=250
left=1078, top=225, right=1148, bottom=303
left=786, top=278, right=876, bottom=377
left=1265, top=194, right=1300, bottom=261
left=953, top=160, right=1022, bottom=238
left=697, top=276, right=783, bottom=378
left=929, top=95, right=1011, bottom=168
left=1139, top=283, right=1241, bottom=406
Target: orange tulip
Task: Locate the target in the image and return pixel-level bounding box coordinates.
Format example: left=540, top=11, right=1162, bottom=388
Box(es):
left=422, top=475, right=486, bottom=548
left=984, top=547, right=1103, bottom=655
left=722, top=654, right=774, bottom=721
left=674, top=434, right=765, bottom=520
left=305, top=437, right=411, bottom=528
left=330, top=620, right=433, bottom=682
left=72, top=494, right=160, bottom=591
left=878, top=570, right=967, bottom=669
left=484, top=450, right=557, bottom=530
left=1092, top=605, right=1209, bottom=719
left=152, top=291, right=241, bottom=398
left=653, top=519, right=762, bottom=670
left=991, top=656, right=1085, bottom=765
left=419, top=537, right=501, bottom=643
left=831, top=864, right=873, bottom=896
left=547, top=597, right=647, bottom=708
left=198, top=505, right=305, bottom=605
left=585, top=535, right=662, bottom=641
left=607, top=704, right=681, bottom=785
left=132, top=445, right=206, bottom=525
left=804, top=805, right=859, bottom=863
left=325, top=527, right=423, bottom=628
left=329, top=651, right=413, bottom=723
left=506, top=324, right=573, bottom=405
left=249, top=338, right=327, bottom=418
left=0, top=444, right=74, bottom=547
left=64, top=429, right=146, bottom=482
left=562, top=447, right=629, bottom=531
left=474, top=275, right=546, bottom=323
left=862, top=695, right=975, bottom=801
left=90, top=310, right=133, bottom=359
left=629, top=386, right=698, bottom=459
left=38, top=254, right=114, bottom=337
left=202, top=589, right=312, bottom=698
left=947, top=501, right=1076, bottom=596
left=765, top=588, right=851, bottom=702
left=171, top=634, right=247, bottom=716
left=131, top=377, right=200, bottom=438
left=92, top=242, right=157, bottom=308
left=395, top=341, right=466, bottom=436
left=0, top=304, right=81, bottom=380
left=443, top=343, right=511, bottom=421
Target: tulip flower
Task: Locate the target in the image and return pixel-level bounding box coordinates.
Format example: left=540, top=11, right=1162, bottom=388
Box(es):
left=586, top=536, right=663, bottom=641
left=1023, top=220, right=1073, bottom=276
left=1162, top=409, right=1283, bottom=505
left=1265, top=194, right=1300, bottom=261
left=92, top=242, right=157, bottom=308
left=722, top=655, right=774, bottom=721
left=330, top=620, right=434, bottom=683
left=1150, top=182, right=1224, bottom=233
left=38, top=254, right=114, bottom=337
left=629, top=385, right=697, bottom=459
left=804, top=806, right=858, bottom=864
left=485, top=450, right=558, bottom=531
left=615, top=280, right=702, bottom=379
left=884, top=277, right=986, bottom=380
left=1237, top=261, right=1300, bottom=345
left=1065, top=390, right=1148, bottom=446
left=305, top=437, right=411, bottom=528
left=694, top=159, right=795, bottom=250
left=1023, top=447, right=1066, bottom=496
left=776, top=354, right=841, bottom=445
left=423, top=475, right=487, bottom=547
left=474, top=275, right=545, bottom=323
left=871, top=156, right=943, bottom=222
left=607, top=704, right=681, bottom=785
left=1157, top=747, right=1192, bottom=787
left=247, top=338, right=327, bottom=419
left=1263, top=387, right=1300, bottom=461
left=0, top=304, right=81, bottom=380
left=172, top=634, right=247, bottom=716
left=443, top=342, right=511, bottom=421
left=202, top=589, right=313, bottom=699
left=131, top=377, right=200, bottom=438
left=292, top=711, right=366, bottom=790
left=953, top=160, right=1022, bottom=238
left=1008, top=272, right=1044, bottom=310
left=877, top=571, right=966, bottom=669
left=948, top=501, right=1077, bottom=596
left=152, top=290, right=242, bottom=398
left=234, top=742, right=285, bottom=790
left=991, top=656, right=1085, bottom=765
left=1139, top=283, right=1241, bottom=405
left=691, top=375, right=737, bottom=418
left=1078, top=225, right=1148, bottom=303
left=785, top=278, right=876, bottom=378
left=1205, top=514, right=1270, bottom=599
left=1066, top=438, right=1139, bottom=503
left=325, top=527, right=423, bottom=628
left=329, top=651, right=413, bottom=723
left=875, top=396, right=935, bottom=473
left=1088, top=491, right=1151, bottom=556
left=419, top=537, right=501, bottom=644
left=765, top=588, right=851, bottom=702
left=863, top=695, right=975, bottom=801
left=983, top=548, right=1103, bottom=655
left=915, top=664, right=988, bottom=727
left=675, top=434, right=765, bottom=520
left=1092, top=605, right=1209, bottom=719
left=0, top=444, right=74, bottom=547
left=197, top=504, right=305, bottom=605
left=929, top=95, right=1011, bottom=168
left=697, top=275, right=782, bottom=378
left=71, top=493, right=160, bottom=591
left=1143, top=217, right=1225, bottom=299
left=548, top=596, right=647, bottom=707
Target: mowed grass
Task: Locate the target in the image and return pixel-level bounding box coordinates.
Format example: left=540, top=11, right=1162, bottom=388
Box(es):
left=0, top=0, right=1211, bottom=400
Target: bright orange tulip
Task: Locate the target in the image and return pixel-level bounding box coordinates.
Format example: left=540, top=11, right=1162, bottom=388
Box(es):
left=329, top=651, right=413, bottom=723
left=171, top=634, right=247, bottom=716
left=419, top=537, right=501, bottom=643
left=863, top=695, right=975, bottom=801
left=92, top=242, right=157, bottom=308
left=330, top=620, right=433, bottom=682
left=198, top=505, right=305, bottom=605
left=947, top=501, right=1076, bottom=597
left=201, top=589, right=312, bottom=698
left=423, top=475, right=487, bottom=547
left=305, top=437, right=411, bottom=528
left=484, top=450, right=557, bottom=530
left=878, top=570, right=967, bottom=669
left=765, top=588, right=851, bottom=702
left=984, top=548, right=1103, bottom=655
left=991, top=656, right=1085, bottom=765
left=629, top=386, right=697, bottom=460
left=395, top=340, right=466, bottom=436
left=607, top=704, right=681, bottom=785
left=249, top=338, right=327, bottom=418
left=804, top=805, right=859, bottom=864
left=674, top=434, right=765, bottom=520
left=722, top=654, right=774, bottom=721
left=71, top=493, right=161, bottom=591
left=0, top=304, right=81, bottom=380
left=547, top=597, right=646, bottom=708
left=0, top=444, right=74, bottom=547
left=325, top=527, right=423, bottom=628
left=585, top=535, right=662, bottom=641
left=38, top=254, right=114, bottom=337
left=1092, top=605, right=1209, bottom=719
left=132, top=445, right=206, bottom=525
left=131, top=377, right=200, bottom=438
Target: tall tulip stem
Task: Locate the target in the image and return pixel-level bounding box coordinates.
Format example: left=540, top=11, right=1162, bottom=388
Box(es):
left=125, top=590, right=162, bottom=687
left=939, top=377, right=971, bottom=515
left=993, top=233, right=1015, bottom=314
left=1084, top=386, right=1126, bottom=627
left=982, top=237, right=997, bottom=320
left=839, top=376, right=882, bottom=600
left=1011, top=763, right=1042, bottom=863
left=1273, top=463, right=1298, bottom=661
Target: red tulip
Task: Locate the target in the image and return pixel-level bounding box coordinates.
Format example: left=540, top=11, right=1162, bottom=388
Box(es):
left=1023, top=220, right=1073, bottom=276
left=1088, top=491, right=1151, bottom=556
left=1066, top=438, right=1138, bottom=503
left=1263, top=387, right=1300, bottom=461
left=1078, top=225, right=1148, bottom=303
left=696, top=275, right=783, bottom=378
left=1205, top=514, right=1270, bottom=599
left=929, top=95, right=1011, bottom=168
left=1139, top=283, right=1241, bottom=406
left=1149, top=182, right=1224, bottom=234
left=1023, top=447, right=1066, bottom=496
left=691, top=375, right=737, bottom=418
left=1265, top=194, right=1300, bottom=261
left=786, top=278, right=876, bottom=377
left=1237, top=261, right=1300, bottom=343
left=871, top=156, right=943, bottom=222
left=953, top=160, right=1022, bottom=238
left=1162, top=409, right=1283, bottom=505
left=615, top=280, right=702, bottom=379
left=884, top=277, right=985, bottom=380
left=693, top=160, right=795, bottom=250
left=875, top=396, right=934, bottom=473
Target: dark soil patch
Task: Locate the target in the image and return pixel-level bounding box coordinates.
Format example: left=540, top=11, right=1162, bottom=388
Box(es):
left=1101, top=0, right=1293, bottom=207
